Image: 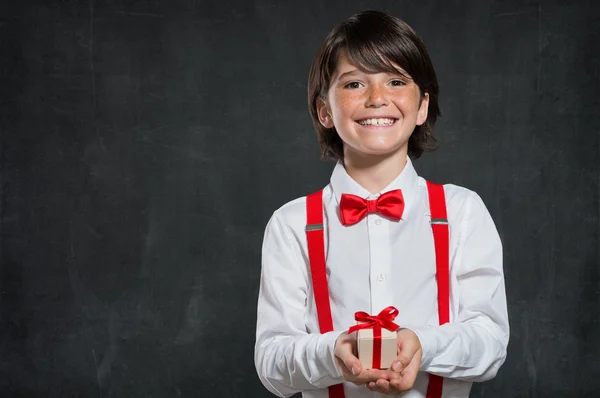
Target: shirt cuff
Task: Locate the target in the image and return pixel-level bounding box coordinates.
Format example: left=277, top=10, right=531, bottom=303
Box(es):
left=318, top=330, right=346, bottom=380
left=402, top=325, right=439, bottom=371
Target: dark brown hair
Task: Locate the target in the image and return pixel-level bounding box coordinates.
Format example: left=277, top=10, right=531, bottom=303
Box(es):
left=308, top=10, right=441, bottom=160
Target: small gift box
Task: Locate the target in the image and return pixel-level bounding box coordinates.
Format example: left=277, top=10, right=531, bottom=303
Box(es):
left=349, top=306, right=399, bottom=370
left=357, top=326, right=397, bottom=370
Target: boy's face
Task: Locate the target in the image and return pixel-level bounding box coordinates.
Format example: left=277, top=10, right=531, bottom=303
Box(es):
left=317, top=51, right=429, bottom=160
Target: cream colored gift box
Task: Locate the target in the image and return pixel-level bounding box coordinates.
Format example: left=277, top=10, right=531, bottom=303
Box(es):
left=357, top=327, right=398, bottom=370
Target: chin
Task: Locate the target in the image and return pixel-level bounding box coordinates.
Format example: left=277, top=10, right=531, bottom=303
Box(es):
left=341, top=134, right=409, bottom=159
left=353, top=145, right=404, bottom=158
left=362, top=140, right=405, bottom=153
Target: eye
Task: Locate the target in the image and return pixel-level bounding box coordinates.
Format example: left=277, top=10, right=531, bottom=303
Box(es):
left=390, top=80, right=406, bottom=87
left=344, top=81, right=362, bottom=89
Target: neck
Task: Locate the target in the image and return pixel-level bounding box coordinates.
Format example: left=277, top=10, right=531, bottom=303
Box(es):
left=342, top=147, right=408, bottom=194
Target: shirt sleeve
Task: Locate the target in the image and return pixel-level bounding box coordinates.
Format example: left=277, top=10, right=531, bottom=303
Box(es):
left=405, top=191, right=510, bottom=382
left=254, top=210, right=345, bottom=397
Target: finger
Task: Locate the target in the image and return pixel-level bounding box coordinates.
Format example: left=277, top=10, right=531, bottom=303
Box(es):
left=354, top=368, right=397, bottom=386
left=374, top=378, right=392, bottom=395
left=360, top=368, right=394, bottom=381
left=389, top=375, right=411, bottom=392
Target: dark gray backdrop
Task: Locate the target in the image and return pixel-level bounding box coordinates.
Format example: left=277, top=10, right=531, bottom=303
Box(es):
left=1, top=0, right=599, bottom=397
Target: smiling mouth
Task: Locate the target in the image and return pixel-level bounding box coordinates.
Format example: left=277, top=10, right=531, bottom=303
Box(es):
left=356, top=118, right=398, bottom=127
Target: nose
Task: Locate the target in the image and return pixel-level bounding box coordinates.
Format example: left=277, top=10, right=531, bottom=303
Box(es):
left=365, top=83, right=389, bottom=108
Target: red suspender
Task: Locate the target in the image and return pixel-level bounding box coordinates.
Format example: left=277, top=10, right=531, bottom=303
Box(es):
left=425, top=181, right=450, bottom=398
left=306, top=190, right=335, bottom=333
left=305, top=182, right=449, bottom=398
left=305, top=190, right=345, bottom=398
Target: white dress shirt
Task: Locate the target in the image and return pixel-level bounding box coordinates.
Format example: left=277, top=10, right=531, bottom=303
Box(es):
left=254, top=158, right=509, bottom=398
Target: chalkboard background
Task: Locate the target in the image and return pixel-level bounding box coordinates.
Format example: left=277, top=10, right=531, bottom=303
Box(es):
left=1, top=1, right=599, bottom=397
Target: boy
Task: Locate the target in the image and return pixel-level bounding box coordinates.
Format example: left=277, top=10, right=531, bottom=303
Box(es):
left=255, top=10, right=509, bottom=398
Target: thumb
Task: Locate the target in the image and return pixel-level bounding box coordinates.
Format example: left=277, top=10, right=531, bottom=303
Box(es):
left=338, top=347, right=362, bottom=375
left=393, top=329, right=420, bottom=372
left=392, top=347, right=415, bottom=373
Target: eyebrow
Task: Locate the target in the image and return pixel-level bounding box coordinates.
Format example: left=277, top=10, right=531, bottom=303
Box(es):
left=335, top=69, right=360, bottom=82
left=334, top=68, right=411, bottom=83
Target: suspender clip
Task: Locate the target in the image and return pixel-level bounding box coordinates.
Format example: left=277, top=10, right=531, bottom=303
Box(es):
left=305, top=223, right=324, bottom=232
left=430, top=218, right=448, bottom=225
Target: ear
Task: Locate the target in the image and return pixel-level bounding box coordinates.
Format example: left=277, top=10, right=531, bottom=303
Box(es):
left=416, top=92, right=429, bottom=126
left=316, top=98, right=334, bottom=129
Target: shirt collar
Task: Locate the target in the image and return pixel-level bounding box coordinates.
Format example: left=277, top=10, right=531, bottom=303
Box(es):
left=330, top=156, right=420, bottom=217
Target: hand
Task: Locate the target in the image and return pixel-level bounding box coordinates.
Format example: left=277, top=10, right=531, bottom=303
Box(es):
left=334, top=332, right=394, bottom=386
left=365, top=328, right=422, bottom=395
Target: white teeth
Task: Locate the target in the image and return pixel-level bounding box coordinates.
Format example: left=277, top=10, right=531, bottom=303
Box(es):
left=358, top=118, right=396, bottom=126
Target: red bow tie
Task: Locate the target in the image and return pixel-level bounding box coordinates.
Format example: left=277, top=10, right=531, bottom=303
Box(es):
left=339, top=189, right=405, bottom=226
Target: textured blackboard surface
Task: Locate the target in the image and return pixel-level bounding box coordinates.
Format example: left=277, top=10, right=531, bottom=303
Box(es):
left=1, top=1, right=599, bottom=397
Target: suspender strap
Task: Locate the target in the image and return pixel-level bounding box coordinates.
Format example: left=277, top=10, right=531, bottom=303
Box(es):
left=426, top=181, right=450, bottom=325
left=306, top=190, right=334, bottom=333
left=425, top=181, right=450, bottom=398
left=305, top=190, right=345, bottom=398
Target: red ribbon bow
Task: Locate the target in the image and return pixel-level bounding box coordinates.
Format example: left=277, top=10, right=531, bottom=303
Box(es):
left=348, top=306, right=400, bottom=369
left=339, top=189, right=405, bottom=226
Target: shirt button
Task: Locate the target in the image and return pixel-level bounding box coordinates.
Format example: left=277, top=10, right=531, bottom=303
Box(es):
left=377, top=273, right=385, bottom=282
left=374, top=219, right=381, bottom=225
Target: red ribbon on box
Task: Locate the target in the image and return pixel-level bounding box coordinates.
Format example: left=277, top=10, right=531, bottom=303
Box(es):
left=348, top=306, right=400, bottom=369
